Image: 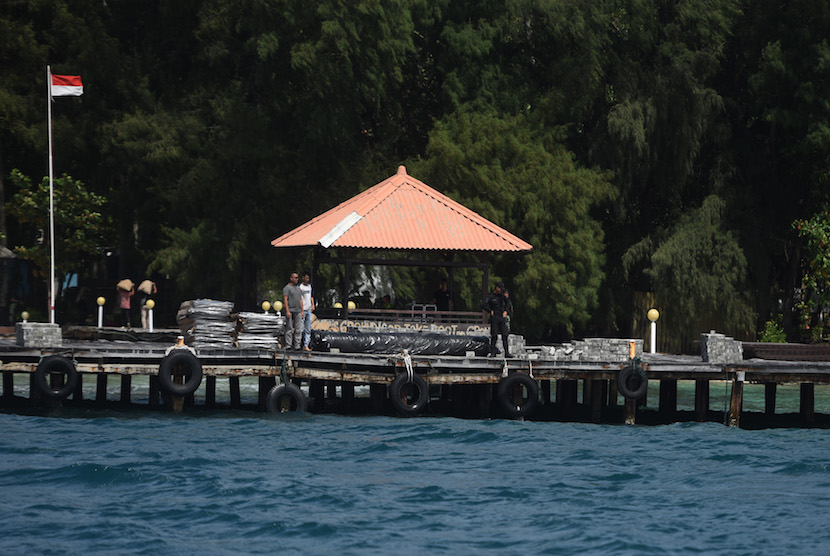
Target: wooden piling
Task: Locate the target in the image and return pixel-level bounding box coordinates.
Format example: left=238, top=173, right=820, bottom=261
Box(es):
left=310, top=379, right=325, bottom=410
left=694, top=380, right=709, bottom=421
left=171, top=373, right=184, bottom=413
left=370, top=383, right=385, bottom=411
left=624, top=397, right=637, bottom=425
left=607, top=378, right=618, bottom=407
left=764, top=382, right=776, bottom=416
left=29, top=373, right=41, bottom=405
left=590, top=380, right=603, bottom=423
left=559, top=379, right=577, bottom=419
left=149, top=375, right=160, bottom=406
left=478, top=384, right=492, bottom=418
left=120, top=374, right=131, bottom=404
left=258, top=376, right=276, bottom=411
left=205, top=376, right=216, bottom=407
left=659, top=379, right=677, bottom=416
left=727, top=373, right=744, bottom=427
left=2, top=371, right=12, bottom=399
left=341, top=381, right=355, bottom=410
left=801, top=383, right=815, bottom=426
left=96, top=374, right=108, bottom=403
left=554, top=380, right=562, bottom=409
left=541, top=379, right=551, bottom=406
left=229, top=376, right=241, bottom=408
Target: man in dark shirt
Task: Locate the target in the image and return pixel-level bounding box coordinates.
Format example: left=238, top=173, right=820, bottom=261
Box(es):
left=482, top=281, right=511, bottom=357
left=433, top=278, right=452, bottom=312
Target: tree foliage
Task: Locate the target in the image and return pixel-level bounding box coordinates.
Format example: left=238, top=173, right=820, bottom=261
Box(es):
left=2, top=0, right=830, bottom=343
left=7, top=169, right=113, bottom=280
left=415, top=110, right=614, bottom=340
left=623, top=195, right=756, bottom=342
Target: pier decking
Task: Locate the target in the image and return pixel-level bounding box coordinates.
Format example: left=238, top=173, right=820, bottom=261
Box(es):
left=2, top=330, right=830, bottom=428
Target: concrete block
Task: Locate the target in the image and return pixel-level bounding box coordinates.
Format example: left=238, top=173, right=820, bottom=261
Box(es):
left=16, top=322, right=63, bottom=348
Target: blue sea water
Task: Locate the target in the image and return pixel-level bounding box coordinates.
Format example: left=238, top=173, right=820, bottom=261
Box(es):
left=2, top=410, right=830, bottom=555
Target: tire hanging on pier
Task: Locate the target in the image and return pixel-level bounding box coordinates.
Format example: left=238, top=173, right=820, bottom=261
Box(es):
left=34, top=355, right=78, bottom=399
left=617, top=362, right=648, bottom=400
left=497, top=373, right=539, bottom=418
left=390, top=372, right=429, bottom=416
left=265, top=383, right=307, bottom=413
left=158, top=351, right=203, bottom=397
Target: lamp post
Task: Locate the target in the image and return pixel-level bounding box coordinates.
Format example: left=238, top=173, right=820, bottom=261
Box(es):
left=273, top=300, right=283, bottom=316
left=146, top=299, right=155, bottom=332
left=647, top=308, right=660, bottom=354
left=21, top=311, right=30, bottom=323
left=261, top=300, right=271, bottom=314
left=96, top=297, right=105, bottom=329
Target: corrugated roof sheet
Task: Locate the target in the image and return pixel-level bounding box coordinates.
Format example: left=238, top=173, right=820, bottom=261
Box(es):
left=271, top=166, right=533, bottom=252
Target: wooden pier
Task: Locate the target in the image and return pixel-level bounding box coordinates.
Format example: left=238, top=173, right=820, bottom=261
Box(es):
left=2, top=335, right=830, bottom=427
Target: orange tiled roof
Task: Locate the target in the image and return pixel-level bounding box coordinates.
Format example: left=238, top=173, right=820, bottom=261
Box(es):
left=271, top=166, right=532, bottom=252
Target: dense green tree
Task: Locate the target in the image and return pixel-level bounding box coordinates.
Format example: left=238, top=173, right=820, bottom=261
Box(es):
left=7, top=169, right=113, bottom=285
left=4, top=0, right=830, bottom=343
left=792, top=209, right=830, bottom=338
left=623, top=195, right=756, bottom=345
left=414, top=109, right=614, bottom=341
left=729, top=1, right=830, bottom=336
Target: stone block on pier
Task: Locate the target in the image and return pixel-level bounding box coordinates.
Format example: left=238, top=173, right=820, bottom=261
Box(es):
left=16, top=322, right=63, bottom=348
left=700, top=331, right=743, bottom=363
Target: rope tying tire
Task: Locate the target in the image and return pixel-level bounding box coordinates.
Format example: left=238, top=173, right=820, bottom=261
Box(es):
left=497, top=373, right=539, bottom=418
left=34, top=355, right=78, bottom=399
left=390, top=371, right=429, bottom=416
left=158, top=351, right=203, bottom=397
left=403, top=349, right=414, bottom=383
left=265, top=383, right=307, bottom=413
left=617, top=360, right=648, bottom=400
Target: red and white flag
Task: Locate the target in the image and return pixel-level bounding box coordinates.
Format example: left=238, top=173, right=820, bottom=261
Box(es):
left=51, top=74, right=83, bottom=97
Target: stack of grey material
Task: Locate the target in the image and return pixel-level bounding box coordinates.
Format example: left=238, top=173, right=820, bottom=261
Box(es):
left=701, top=331, right=743, bottom=363
left=539, top=338, right=644, bottom=362
left=235, top=312, right=285, bottom=350
left=177, top=299, right=235, bottom=349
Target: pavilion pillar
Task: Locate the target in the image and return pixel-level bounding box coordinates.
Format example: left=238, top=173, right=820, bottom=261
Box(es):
left=343, top=256, right=352, bottom=310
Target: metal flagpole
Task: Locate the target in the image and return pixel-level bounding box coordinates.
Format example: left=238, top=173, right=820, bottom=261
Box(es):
left=47, top=65, right=56, bottom=324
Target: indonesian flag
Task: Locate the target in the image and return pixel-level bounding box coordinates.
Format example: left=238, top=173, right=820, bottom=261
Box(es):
left=51, top=74, right=83, bottom=97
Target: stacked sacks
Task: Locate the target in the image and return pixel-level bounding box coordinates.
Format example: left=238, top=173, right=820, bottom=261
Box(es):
left=235, top=312, right=285, bottom=350
left=176, top=299, right=235, bottom=349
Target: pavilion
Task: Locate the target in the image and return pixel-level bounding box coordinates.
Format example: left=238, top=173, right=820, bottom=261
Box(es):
left=271, top=165, right=532, bottom=315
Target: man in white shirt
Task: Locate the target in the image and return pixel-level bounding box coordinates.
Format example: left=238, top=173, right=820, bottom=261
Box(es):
left=299, top=272, right=315, bottom=351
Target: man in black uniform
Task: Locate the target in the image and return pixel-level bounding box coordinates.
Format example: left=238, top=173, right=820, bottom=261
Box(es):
left=432, top=278, right=452, bottom=312
left=482, top=281, right=511, bottom=357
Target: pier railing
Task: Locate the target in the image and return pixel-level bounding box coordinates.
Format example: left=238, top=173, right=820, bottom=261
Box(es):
left=333, top=307, right=487, bottom=326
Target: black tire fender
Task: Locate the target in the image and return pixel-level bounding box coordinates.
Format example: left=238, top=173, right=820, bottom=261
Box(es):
left=158, top=351, right=203, bottom=397
left=389, top=372, right=429, bottom=416
left=497, top=373, right=539, bottom=418
left=34, top=355, right=78, bottom=399
left=265, top=383, right=308, bottom=413
left=617, top=363, right=648, bottom=400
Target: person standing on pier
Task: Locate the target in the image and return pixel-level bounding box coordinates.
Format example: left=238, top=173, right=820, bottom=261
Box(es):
left=116, top=279, right=135, bottom=329
left=138, top=280, right=157, bottom=330
left=299, top=271, right=315, bottom=352
left=283, top=271, right=304, bottom=351
left=483, top=281, right=511, bottom=357
left=433, top=277, right=452, bottom=312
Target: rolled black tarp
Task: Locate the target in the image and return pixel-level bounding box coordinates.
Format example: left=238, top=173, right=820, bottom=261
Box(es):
left=311, top=330, right=490, bottom=356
